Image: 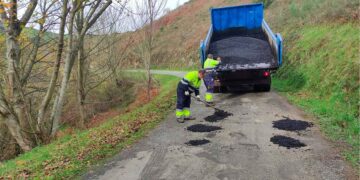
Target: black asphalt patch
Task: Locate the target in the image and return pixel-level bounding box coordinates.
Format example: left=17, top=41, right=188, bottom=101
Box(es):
left=273, top=118, right=313, bottom=131
left=270, top=135, right=306, bottom=149
left=204, top=109, right=233, bottom=122
left=185, top=139, right=210, bottom=146
left=187, top=124, right=222, bottom=132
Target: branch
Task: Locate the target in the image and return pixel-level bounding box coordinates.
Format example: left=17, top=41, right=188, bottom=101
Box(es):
left=83, top=0, right=112, bottom=34
left=84, top=0, right=101, bottom=24
left=21, top=28, right=41, bottom=86
left=20, top=0, right=38, bottom=25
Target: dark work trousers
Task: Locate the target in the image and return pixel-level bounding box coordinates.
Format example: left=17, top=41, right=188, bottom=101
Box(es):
left=176, top=82, right=191, bottom=110
left=204, top=71, right=215, bottom=93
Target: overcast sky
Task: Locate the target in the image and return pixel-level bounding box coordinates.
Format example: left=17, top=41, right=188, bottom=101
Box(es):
left=164, top=0, right=189, bottom=10
left=6, top=0, right=190, bottom=33
left=127, top=0, right=189, bottom=11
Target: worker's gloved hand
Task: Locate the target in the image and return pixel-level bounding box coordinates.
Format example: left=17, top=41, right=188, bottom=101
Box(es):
left=184, top=91, right=190, bottom=96
left=196, top=95, right=201, bottom=101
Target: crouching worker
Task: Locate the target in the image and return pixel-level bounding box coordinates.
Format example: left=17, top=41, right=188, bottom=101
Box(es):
left=176, top=70, right=205, bottom=123
left=203, top=54, right=221, bottom=105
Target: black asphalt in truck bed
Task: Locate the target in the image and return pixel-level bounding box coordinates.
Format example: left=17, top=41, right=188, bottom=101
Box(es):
left=208, top=30, right=276, bottom=71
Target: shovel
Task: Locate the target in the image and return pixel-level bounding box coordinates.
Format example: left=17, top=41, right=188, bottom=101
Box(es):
left=191, top=95, right=222, bottom=112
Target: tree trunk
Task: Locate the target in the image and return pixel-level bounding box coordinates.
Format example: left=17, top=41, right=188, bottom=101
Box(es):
left=50, top=46, right=78, bottom=136
left=37, top=0, right=68, bottom=136
left=4, top=32, right=33, bottom=151
left=76, top=37, right=86, bottom=129
left=50, top=9, right=78, bottom=136
left=146, top=65, right=151, bottom=101
left=3, top=114, right=32, bottom=151
left=146, top=0, right=154, bottom=101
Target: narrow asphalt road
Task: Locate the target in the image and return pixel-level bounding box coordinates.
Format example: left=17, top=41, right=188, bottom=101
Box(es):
left=83, top=70, right=356, bottom=180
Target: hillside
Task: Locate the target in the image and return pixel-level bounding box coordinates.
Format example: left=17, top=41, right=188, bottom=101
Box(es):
left=124, top=0, right=359, bottom=164
left=122, top=0, right=252, bottom=68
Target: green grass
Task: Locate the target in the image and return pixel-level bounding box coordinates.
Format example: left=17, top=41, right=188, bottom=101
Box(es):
left=0, top=74, right=179, bottom=179
left=151, top=65, right=199, bottom=71
left=273, top=24, right=359, bottom=166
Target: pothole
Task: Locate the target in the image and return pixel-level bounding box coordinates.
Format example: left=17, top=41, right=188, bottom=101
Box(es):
left=185, top=139, right=210, bottom=146
left=270, top=135, right=306, bottom=149
left=187, top=124, right=222, bottom=132
left=273, top=118, right=313, bottom=131
left=204, top=109, right=233, bottom=123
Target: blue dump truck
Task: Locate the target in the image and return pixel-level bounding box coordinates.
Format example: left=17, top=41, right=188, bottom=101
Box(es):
left=200, top=3, right=282, bottom=92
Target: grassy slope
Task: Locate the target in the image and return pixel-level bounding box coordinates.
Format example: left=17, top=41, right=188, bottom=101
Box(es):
left=0, top=75, right=179, bottom=179
left=264, top=0, right=359, bottom=165
left=272, top=24, right=359, bottom=164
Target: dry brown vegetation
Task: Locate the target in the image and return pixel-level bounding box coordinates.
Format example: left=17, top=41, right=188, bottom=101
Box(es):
left=117, top=0, right=253, bottom=69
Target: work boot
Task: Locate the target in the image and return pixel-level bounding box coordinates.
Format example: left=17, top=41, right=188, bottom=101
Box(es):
left=184, top=116, right=196, bottom=121
left=176, top=117, right=185, bottom=123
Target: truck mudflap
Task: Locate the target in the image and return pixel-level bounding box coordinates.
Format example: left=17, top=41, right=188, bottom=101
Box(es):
left=213, top=69, right=272, bottom=93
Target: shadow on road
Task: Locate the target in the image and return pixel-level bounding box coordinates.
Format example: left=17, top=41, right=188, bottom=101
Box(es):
left=219, top=86, right=259, bottom=100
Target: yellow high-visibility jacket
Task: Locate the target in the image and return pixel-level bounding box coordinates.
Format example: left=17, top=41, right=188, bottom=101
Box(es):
left=204, top=58, right=219, bottom=69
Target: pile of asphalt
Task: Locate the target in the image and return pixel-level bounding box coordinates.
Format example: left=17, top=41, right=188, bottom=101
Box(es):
left=187, top=124, right=222, bottom=132
left=273, top=119, right=313, bottom=131
left=185, top=139, right=210, bottom=146
left=270, top=135, right=306, bottom=149
left=208, top=36, right=275, bottom=70
left=204, top=109, right=233, bottom=123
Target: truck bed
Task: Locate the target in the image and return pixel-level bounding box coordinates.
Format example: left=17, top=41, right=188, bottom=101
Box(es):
left=208, top=29, right=277, bottom=71
left=199, top=3, right=283, bottom=92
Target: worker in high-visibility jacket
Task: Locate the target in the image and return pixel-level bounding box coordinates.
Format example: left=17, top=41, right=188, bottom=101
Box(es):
left=203, top=54, right=221, bottom=104
left=176, top=70, right=205, bottom=123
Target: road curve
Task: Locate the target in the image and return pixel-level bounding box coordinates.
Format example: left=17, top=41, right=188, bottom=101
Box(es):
left=83, top=70, right=356, bottom=180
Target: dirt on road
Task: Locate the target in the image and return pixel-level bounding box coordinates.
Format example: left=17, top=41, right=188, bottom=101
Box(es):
left=83, top=71, right=357, bottom=180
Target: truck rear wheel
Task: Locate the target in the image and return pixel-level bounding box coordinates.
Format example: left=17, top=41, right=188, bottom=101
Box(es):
left=255, top=76, right=271, bottom=92
left=254, top=84, right=271, bottom=92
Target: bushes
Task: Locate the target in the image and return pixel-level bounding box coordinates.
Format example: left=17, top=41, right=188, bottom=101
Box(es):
left=61, top=74, right=141, bottom=127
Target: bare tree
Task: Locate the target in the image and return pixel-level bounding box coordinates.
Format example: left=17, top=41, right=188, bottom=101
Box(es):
left=49, top=0, right=113, bottom=134
left=131, top=0, right=167, bottom=100
left=0, top=0, right=122, bottom=152
left=36, top=0, right=69, bottom=138
left=72, top=0, right=130, bottom=128
left=0, top=0, right=72, bottom=150
left=0, top=0, right=40, bottom=151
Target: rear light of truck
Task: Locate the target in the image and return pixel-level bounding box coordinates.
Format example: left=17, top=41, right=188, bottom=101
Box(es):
left=263, top=71, right=270, bottom=77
